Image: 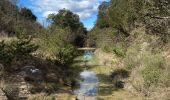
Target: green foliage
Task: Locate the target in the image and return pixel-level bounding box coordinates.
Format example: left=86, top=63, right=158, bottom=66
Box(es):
left=142, top=66, right=161, bottom=87
left=39, top=26, right=77, bottom=65
left=96, top=1, right=110, bottom=28
left=142, top=54, right=164, bottom=87
left=55, top=44, right=77, bottom=65
left=0, top=32, right=38, bottom=66
left=11, top=33, right=39, bottom=57
left=20, top=7, right=37, bottom=21
left=95, top=0, right=169, bottom=39
left=0, top=0, right=41, bottom=35
left=39, top=26, right=71, bottom=55
left=102, top=45, right=112, bottom=53
left=108, top=0, right=132, bottom=36
left=0, top=40, right=14, bottom=64
left=48, top=9, right=84, bottom=32
left=48, top=9, right=87, bottom=47
left=113, top=43, right=126, bottom=57
left=124, top=45, right=141, bottom=70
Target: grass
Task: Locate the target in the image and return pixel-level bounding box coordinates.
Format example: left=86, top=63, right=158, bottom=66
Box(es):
left=0, top=36, right=16, bottom=42
left=28, top=93, right=75, bottom=100
left=85, top=54, right=143, bottom=100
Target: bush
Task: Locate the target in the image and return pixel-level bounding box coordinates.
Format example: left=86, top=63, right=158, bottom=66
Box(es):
left=38, top=27, right=72, bottom=56
left=55, top=44, right=77, bottom=65
left=142, top=54, right=166, bottom=88
left=0, top=33, right=38, bottom=67
left=12, top=33, right=38, bottom=57
left=38, top=26, right=78, bottom=66
left=113, top=43, right=126, bottom=57
left=124, top=45, right=141, bottom=70
left=142, top=66, right=161, bottom=87
left=113, top=46, right=126, bottom=57
left=0, top=40, right=14, bottom=64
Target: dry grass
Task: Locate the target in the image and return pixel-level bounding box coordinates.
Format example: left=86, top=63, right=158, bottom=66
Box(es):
left=28, top=93, right=75, bottom=100
left=0, top=36, right=16, bottom=42
left=85, top=50, right=144, bottom=100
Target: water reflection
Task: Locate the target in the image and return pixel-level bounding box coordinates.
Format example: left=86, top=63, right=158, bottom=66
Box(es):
left=74, top=70, right=98, bottom=96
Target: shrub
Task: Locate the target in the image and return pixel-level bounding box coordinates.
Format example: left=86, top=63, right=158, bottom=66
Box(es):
left=0, top=40, right=14, bottom=64
left=12, top=33, right=38, bottom=57
left=0, top=33, right=38, bottom=67
left=124, top=45, right=141, bottom=70
left=142, top=66, right=161, bottom=87
left=113, top=46, right=126, bottom=57
left=142, top=54, right=165, bottom=88
left=38, top=27, right=72, bottom=56
left=38, top=26, right=78, bottom=68
left=55, top=44, right=77, bottom=65
left=112, top=42, right=126, bottom=57
left=101, top=45, right=112, bottom=53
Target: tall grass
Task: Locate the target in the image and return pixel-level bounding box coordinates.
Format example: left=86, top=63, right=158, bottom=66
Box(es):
left=124, top=43, right=170, bottom=94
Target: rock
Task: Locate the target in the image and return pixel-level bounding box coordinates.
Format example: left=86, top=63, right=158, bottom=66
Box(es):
left=20, top=66, right=43, bottom=83
left=18, top=81, right=30, bottom=100
left=0, top=89, right=8, bottom=100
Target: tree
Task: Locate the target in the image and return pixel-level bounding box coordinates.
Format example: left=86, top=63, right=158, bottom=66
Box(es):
left=48, top=9, right=87, bottom=47
left=96, top=1, right=110, bottom=28
left=0, top=32, right=38, bottom=68
left=108, top=0, right=134, bottom=36
left=0, top=0, right=41, bottom=35
left=48, top=9, right=81, bottom=31
left=20, top=7, right=37, bottom=21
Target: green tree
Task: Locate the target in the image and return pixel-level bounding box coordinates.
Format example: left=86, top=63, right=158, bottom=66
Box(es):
left=20, top=7, right=37, bottom=21
left=48, top=9, right=81, bottom=32
left=48, top=9, right=87, bottom=47
left=0, top=0, right=41, bottom=35
left=0, top=32, right=38, bottom=67
left=96, top=1, right=110, bottom=28
left=108, top=0, right=137, bottom=36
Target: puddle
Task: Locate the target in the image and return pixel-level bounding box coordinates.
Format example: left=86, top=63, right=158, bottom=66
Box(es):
left=74, top=70, right=98, bottom=96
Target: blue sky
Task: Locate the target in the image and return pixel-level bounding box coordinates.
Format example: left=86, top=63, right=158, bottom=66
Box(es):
left=18, top=0, right=110, bottom=30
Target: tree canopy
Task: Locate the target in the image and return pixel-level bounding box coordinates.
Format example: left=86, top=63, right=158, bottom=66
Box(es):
left=48, top=9, right=84, bottom=32
left=47, top=9, right=87, bottom=47
left=20, top=7, right=37, bottom=21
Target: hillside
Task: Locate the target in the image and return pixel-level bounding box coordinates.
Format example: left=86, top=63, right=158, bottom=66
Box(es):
left=0, top=0, right=42, bottom=36
left=0, top=0, right=87, bottom=100
left=87, top=0, right=170, bottom=99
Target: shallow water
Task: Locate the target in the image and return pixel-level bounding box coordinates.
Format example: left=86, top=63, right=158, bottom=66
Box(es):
left=74, top=70, right=98, bottom=96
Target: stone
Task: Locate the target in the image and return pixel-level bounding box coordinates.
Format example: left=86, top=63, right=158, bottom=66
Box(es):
left=0, top=89, right=8, bottom=100
left=20, top=66, right=43, bottom=83
left=18, top=81, right=30, bottom=100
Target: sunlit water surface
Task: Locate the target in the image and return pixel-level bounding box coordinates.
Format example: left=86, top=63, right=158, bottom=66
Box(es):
left=74, top=70, right=98, bottom=96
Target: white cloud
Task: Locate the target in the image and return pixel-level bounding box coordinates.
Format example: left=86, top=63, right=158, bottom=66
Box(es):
left=30, top=0, right=109, bottom=20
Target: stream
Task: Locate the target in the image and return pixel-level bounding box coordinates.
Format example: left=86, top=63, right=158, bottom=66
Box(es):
left=74, top=50, right=98, bottom=99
